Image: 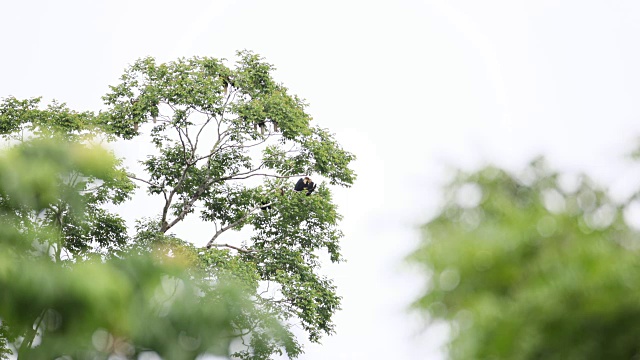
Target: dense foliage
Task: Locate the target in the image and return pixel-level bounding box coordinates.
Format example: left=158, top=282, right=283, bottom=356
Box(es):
left=0, top=138, right=258, bottom=359
left=410, top=159, right=640, bottom=359
left=0, top=51, right=355, bottom=359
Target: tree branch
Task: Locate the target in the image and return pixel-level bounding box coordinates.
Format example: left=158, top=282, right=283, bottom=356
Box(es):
left=159, top=98, right=300, bottom=233
left=18, top=309, right=47, bottom=357
left=127, top=174, right=159, bottom=188
left=206, top=203, right=265, bottom=248
left=160, top=122, right=200, bottom=232
left=208, top=243, right=253, bottom=253
left=163, top=176, right=212, bottom=232
left=163, top=164, right=302, bottom=233
left=221, top=173, right=305, bottom=181
left=163, top=164, right=260, bottom=232
left=194, top=115, right=214, bottom=151
left=175, top=124, right=190, bottom=162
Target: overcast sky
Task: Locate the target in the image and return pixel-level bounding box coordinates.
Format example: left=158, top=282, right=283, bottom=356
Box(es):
left=3, top=1, right=640, bottom=359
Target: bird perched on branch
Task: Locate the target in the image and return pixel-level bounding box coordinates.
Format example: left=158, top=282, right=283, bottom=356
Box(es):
left=294, top=177, right=316, bottom=196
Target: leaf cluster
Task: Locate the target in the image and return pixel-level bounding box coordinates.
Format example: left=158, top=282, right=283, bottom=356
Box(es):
left=0, top=139, right=285, bottom=359
left=410, top=159, right=640, bottom=360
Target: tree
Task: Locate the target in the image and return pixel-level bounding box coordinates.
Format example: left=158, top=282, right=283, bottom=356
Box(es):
left=0, top=138, right=258, bottom=360
left=0, top=51, right=356, bottom=359
left=409, top=158, right=640, bottom=360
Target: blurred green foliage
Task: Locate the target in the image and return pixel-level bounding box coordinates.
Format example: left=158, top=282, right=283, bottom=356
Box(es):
left=0, top=138, right=257, bottom=359
left=410, top=159, right=640, bottom=360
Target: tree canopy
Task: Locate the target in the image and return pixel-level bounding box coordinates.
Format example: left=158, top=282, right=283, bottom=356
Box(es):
left=409, top=158, right=640, bottom=360
left=0, top=51, right=356, bottom=359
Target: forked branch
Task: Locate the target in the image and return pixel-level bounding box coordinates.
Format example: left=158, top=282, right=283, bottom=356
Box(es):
left=206, top=203, right=266, bottom=248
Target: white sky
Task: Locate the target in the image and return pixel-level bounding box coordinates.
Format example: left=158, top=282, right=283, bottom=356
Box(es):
left=3, top=1, right=640, bottom=359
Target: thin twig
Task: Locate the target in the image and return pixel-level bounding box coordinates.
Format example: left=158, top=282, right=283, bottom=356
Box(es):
left=208, top=243, right=253, bottom=253
left=222, top=173, right=305, bottom=181
left=127, top=174, right=159, bottom=187
left=206, top=203, right=265, bottom=247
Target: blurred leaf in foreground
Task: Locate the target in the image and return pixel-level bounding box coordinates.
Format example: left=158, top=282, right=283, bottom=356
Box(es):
left=0, top=138, right=278, bottom=359
left=409, top=158, right=640, bottom=360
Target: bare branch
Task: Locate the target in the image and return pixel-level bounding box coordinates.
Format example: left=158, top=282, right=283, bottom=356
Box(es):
left=127, top=174, right=159, bottom=187
left=215, top=132, right=278, bottom=152
left=183, top=112, right=194, bottom=151
left=206, top=203, right=265, bottom=247
left=259, top=281, right=271, bottom=297
left=208, top=243, right=253, bottom=253
left=160, top=122, right=200, bottom=232
left=194, top=115, right=214, bottom=151
left=163, top=181, right=208, bottom=231
left=193, top=133, right=267, bottom=163
left=221, top=173, right=305, bottom=181
left=176, top=125, right=189, bottom=158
